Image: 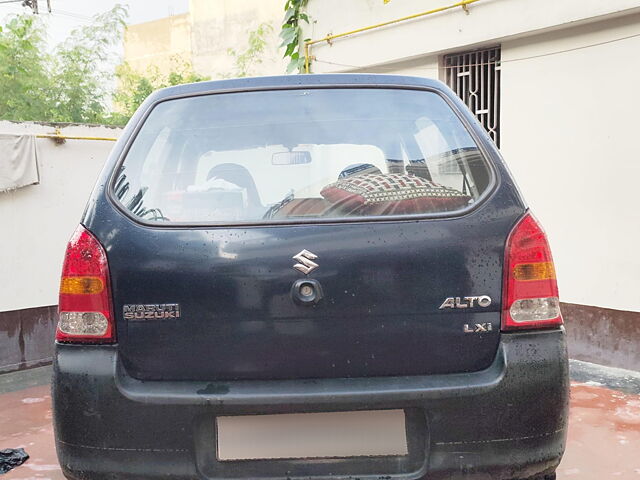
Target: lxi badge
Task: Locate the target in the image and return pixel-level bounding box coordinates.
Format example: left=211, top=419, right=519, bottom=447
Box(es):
left=439, top=296, right=493, bottom=334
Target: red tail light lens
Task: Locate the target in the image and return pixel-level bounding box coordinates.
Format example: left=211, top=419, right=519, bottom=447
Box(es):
left=57, top=225, right=115, bottom=343
left=502, top=213, right=562, bottom=330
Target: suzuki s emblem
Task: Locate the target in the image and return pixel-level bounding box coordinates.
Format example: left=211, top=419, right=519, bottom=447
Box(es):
left=293, top=249, right=319, bottom=275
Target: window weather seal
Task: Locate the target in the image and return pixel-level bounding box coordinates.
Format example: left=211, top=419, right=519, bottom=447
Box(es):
left=105, top=83, right=500, bottom=229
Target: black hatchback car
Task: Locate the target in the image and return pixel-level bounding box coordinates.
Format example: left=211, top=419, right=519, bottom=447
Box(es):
left=53, top=74, right=568, bottom=480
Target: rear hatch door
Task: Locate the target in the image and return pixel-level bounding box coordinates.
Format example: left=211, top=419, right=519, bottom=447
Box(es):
left=97, top=85, right=520, bottom=381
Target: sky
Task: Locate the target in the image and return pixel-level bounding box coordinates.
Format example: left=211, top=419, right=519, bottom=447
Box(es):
left=0, top=0, right=189, bottom=51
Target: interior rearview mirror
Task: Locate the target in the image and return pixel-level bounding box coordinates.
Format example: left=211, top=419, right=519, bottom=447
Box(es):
left=272, top=151, right=312, bottom=165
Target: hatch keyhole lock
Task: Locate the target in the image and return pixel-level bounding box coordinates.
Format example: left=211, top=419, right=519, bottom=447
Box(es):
left=291, top=279, right=324, bottom=306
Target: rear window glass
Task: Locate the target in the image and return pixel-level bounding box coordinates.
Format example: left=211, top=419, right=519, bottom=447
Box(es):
left=113, top=88, right=492, bottom=224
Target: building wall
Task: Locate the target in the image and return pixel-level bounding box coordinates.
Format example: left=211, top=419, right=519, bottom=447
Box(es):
left=189, top=0, right=287, bottom=78
left=0, top=122, right=122, bottom=373
left=123, top=0, right=287, bottom=79
left=500, top=14, right=640, bottom=313
left=304, top=0, right=640, bottom=72
left=124, top=13, right=193, bottom=74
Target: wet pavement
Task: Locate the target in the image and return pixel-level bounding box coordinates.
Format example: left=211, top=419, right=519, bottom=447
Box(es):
left=1, top=376, right=639, bottom=479
left=0, top=384, right=62, bottom=480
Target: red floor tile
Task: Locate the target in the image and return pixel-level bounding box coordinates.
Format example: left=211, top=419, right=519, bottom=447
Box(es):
left=557, top=382, right=640, bottom=479
left=0, top=385, right=63, bottom=480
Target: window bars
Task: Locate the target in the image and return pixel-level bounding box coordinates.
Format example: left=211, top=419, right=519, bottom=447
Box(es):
left=442, top=46, right=501, bottom=147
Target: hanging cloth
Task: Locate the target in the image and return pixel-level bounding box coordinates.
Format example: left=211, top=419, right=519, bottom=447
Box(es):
left=0, top=134, right=40, bottom=193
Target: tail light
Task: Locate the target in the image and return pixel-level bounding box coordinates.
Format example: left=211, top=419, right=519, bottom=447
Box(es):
left=502, top=212, right=562, bottom=330
left=57, top=225, right=115, bottom=343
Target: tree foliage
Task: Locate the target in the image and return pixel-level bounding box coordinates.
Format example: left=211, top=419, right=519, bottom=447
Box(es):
left=0, top=5, right=206, bottom=125
left=48, top=5, right=127, bottom=123
left=226, top=22, right=274, bottom=78
left=0, top=4, right=276, bottom=125
left=112, top=59, right=208, bottom=123
left=0, top=16, right=51, bottom=121
left=280, top=0, right=309, bottom=73
left=0, top=6, right=128, bottom=123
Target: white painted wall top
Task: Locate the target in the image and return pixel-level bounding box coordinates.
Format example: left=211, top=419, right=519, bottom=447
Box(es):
left=0, top=122, right=122, bottom=313
left=304, top=0, right=640, bottom=72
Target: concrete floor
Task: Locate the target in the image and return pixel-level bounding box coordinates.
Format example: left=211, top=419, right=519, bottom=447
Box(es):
left=1, top=373, right=639, bottom=479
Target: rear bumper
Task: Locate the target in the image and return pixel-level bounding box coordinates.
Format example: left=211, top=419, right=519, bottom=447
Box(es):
left=53, top=329, right=569, bottom=480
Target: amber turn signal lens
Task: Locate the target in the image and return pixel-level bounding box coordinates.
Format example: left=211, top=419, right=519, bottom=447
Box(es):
left=60, top=276, right=104, bottom=295
left=513, top=262, right=556, bottom=281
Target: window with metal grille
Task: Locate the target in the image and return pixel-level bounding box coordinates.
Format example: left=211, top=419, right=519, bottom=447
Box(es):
left=442, top=46, right=501, bottom=147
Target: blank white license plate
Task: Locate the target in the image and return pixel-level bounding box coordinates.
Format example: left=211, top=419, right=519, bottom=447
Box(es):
left=216, top=409, right=408, bottom=461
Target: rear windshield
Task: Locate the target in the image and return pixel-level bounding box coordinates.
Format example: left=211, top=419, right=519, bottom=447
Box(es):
left=113, top=88, right=492, bottom=224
